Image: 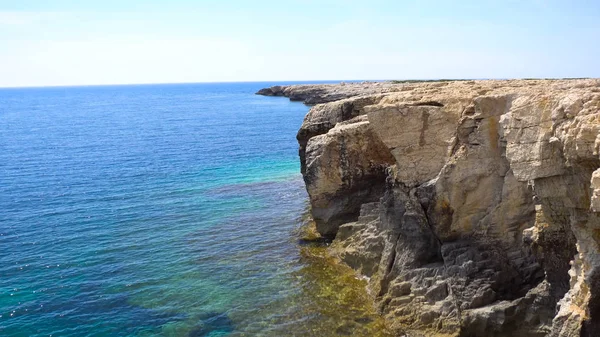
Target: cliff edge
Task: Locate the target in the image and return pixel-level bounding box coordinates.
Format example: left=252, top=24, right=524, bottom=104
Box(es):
left=258, top=79, right=600, bottom=337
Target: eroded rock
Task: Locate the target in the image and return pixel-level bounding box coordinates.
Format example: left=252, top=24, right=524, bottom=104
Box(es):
left=263, top=79, right=600, bottom=337
left=304, top=115, right=395, bottom=236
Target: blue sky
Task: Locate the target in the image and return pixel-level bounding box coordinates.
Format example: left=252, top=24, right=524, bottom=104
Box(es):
left=1, top=0, right=599, bottom=87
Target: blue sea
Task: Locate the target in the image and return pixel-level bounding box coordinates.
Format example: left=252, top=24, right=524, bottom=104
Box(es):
left=0, top=83, right=389, bottom=337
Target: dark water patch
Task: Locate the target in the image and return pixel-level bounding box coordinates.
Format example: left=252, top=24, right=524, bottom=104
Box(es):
left=297, top=237, right=332, bottom=247
left=207, top=177, right=300, bottom=195
left=0, top=287, right=185, bottom=336
left=354, top=316, right=375, bottom=324
left=188, top=312, right=235, bottom=337
left=336, top=322, right=359, bottom=335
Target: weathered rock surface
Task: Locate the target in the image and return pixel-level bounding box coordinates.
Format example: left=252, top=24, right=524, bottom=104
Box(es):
left=304, top=115, right=395, bottom=237
left=297, top=95, right=387, bottom=174
left=260, top=79, right=600, bottom=337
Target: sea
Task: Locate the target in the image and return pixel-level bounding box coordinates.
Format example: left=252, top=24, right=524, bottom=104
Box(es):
left=0, top=83, right=391, bottom=337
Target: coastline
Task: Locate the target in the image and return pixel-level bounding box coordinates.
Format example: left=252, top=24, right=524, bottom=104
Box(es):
left=258, top=79, right=600, bottom=337
left=3, top=82, right=392, bottom=337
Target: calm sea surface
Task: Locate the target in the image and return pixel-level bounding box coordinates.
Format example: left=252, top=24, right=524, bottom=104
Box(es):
left=0, top=83, right=390, bottom=337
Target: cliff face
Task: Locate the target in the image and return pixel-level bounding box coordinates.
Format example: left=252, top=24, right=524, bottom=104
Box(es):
left=259, top=79, right=600, bottom=337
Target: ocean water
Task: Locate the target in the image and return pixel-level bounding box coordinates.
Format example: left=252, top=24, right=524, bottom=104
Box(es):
left=0, top=83, right=390, bottom=337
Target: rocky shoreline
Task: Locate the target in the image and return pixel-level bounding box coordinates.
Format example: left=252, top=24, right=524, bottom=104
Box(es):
left=255, top=82, right=403, bottom=105
left=258, top=79, right=600, bottom=337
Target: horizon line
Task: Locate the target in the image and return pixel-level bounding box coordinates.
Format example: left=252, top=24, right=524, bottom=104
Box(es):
left=0, top=77, right=594, bottom=90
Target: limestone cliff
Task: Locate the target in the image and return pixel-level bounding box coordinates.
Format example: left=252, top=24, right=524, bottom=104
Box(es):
left=258, top=79, right=600, bottom=337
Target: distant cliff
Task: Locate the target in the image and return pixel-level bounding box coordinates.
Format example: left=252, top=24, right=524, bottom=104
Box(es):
left=258, top=79, right=600, bottom=337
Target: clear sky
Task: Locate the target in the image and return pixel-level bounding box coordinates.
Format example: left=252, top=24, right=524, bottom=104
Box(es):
left=1, top=0, right=599, bottom=87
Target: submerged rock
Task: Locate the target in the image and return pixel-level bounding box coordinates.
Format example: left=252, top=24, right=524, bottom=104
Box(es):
left=265, top=79, right=600, bottom=337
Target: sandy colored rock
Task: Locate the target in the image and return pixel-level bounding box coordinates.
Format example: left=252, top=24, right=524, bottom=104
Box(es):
left=259, top=79, right=600, bottom=337
left=304, top=115, right=395, bottom=236
left=367, top=103, right=461, bottom=186
left=592, top=169, right=600, bottom=212
left=297, top=95, right=386, bottom=174
left=257, top=81, right=403, bottom=104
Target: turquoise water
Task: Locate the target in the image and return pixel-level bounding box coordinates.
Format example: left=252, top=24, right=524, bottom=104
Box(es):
left=0, top=83, right=320, bottom=336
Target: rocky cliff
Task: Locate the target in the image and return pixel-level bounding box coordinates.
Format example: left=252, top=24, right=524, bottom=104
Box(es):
left=258, top=79, right=600, bottom=337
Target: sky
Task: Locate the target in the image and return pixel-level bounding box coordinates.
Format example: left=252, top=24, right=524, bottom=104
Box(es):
left=0, top=0, right=599, bottom=87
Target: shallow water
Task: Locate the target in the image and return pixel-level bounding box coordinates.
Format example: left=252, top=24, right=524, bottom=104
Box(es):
left=0, top=83, right=391, bottom=337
